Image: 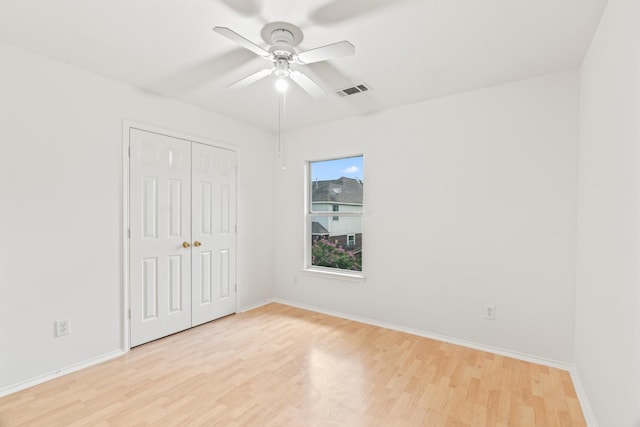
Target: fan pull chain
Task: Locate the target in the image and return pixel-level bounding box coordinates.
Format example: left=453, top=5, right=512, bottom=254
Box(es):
left=278, top=91, right=287, bottom=171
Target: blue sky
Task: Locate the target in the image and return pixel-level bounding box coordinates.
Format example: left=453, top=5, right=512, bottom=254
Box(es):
left=311, top=156, right=363, bottom=181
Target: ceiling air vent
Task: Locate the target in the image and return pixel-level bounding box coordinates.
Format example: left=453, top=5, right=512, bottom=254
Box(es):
left=336, top=83, right=372, bottom=97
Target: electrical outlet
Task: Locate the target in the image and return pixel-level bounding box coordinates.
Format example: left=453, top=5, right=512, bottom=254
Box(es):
left=55, top=319, right=70, bottom=337
left=484, top=305, right=496, bottom=320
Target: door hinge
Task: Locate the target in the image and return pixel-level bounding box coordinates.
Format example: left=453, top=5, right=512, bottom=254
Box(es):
left=128, top=146, right=131, bottom=157
left=235, top=283, right=237, bottom=292
left=128, top=308, right=131, bottom=319
left=127, top=228, right=130, bottom=239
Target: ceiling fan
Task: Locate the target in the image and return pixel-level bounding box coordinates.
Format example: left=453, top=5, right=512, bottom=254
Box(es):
left=213, top=22, right=355, bottom=97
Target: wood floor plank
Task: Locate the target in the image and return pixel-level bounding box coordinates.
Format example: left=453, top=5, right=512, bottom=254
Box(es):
left=0, top=303, right=586, bottom=426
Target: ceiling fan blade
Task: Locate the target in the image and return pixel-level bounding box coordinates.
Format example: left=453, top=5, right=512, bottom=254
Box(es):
left=228, top=68, right=273, bottom=89
left=290, top=70, right=326, bottom=98
left=295, top=41, right=355, bottom=64
left=213, top=26, right=270, bottom=58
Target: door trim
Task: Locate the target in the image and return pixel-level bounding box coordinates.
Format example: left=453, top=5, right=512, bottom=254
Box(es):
left=122, top=120, right=240, bottom=351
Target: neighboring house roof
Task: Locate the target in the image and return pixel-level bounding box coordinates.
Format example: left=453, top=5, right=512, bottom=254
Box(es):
left=311, top=177, right=363, bottom=204
left=311, top=222, right=329, bottom=234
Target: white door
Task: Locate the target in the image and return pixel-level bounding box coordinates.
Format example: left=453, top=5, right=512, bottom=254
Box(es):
left=129, top=129, right=237, bottom=346
left=129, top=129, right=192, bottom=347
left=191, top=143, right=237, bottom=326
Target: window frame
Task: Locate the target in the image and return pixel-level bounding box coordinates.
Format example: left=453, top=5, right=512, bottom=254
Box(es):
left=304, top=155, right=365, bottom=281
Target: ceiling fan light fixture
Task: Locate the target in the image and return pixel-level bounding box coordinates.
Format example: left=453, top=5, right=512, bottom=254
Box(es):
left=275, top=77, right=289, bottom=92
left=274, top=58, right=290, bottom=78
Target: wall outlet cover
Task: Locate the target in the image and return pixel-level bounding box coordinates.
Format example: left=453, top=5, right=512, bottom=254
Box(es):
left=55, top=319, right=70, bottom=337
left=484, top=305, right=496, bottom=320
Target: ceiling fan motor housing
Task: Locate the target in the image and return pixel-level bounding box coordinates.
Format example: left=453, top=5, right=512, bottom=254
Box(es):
left=271, top=29, right=293, bottom=45
left=269, top=29, right=296, bottom=60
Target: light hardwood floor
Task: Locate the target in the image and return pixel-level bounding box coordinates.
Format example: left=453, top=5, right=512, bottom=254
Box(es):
left=0, top=303, right=585, bottom=426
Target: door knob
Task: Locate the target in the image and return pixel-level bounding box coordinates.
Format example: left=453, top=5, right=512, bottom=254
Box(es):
left=182, top=241, right=191, bottom=248
left=193, top=241, right=202, bottom=247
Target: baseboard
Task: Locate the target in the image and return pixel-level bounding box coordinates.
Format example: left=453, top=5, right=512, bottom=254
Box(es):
left=237, top=298, right=275, bottom=313
left=272, top=298, right=573, bottom=370
left=568, top=366, right=599, bottom=427
left=0, top=349, right=126, bottom=398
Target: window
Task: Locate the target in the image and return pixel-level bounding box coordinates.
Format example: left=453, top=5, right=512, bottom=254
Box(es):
left=307, top=155, right=363, bottom=274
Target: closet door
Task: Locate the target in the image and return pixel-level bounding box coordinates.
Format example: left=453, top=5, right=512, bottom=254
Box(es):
left=191, top=143, right=237, bottom=326
left=129, top=129, right=192, bottom=347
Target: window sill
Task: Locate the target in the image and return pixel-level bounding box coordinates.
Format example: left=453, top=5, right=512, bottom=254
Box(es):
left=302, top=268, right=366, bottom=283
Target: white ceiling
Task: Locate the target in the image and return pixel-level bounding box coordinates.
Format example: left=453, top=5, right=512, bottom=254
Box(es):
left=0, top=0, right=609, bottom=132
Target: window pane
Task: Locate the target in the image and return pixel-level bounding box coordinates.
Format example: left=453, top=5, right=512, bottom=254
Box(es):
left=309, top=155, right=363, bottom=274
left=311, top=216, right=362, bottom=271
left=310, top=156, right=363, bottom=213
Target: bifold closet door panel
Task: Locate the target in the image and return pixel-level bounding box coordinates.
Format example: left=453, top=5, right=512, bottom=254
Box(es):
left=191, top=142, right=237, bottom=326
left=129, top=129, right=192, bottom=347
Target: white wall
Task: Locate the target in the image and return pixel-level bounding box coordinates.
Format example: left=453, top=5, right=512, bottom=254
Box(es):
left=575, top=0, right=640, bottom=424
left=0, top=42, right=275, bottom=392
left=275, top=70, right=580, bottom=362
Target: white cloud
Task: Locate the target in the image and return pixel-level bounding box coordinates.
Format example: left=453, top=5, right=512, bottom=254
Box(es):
left=343, top=166, right=359, bottom=174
